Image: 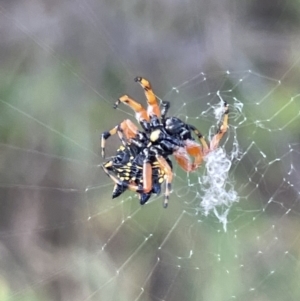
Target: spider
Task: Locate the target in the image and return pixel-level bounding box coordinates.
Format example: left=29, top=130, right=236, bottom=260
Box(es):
left=101, top=77, right=229, bottom=207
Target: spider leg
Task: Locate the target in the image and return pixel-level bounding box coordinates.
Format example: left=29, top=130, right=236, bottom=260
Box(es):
left=142, top=161, right=153, bottom=194
left=176, top=124, right=207, bottom=170
left=161, top=101, right=170, bottom=122
left=174, top=141, right=204, bottom=172
left=135, top=77, right=161, bottom=118
left=185, top=140, right=204, bottom=171
left=173, top=147, right=193, bottom=172
left=210, top=102, right=229, bottom=151
left=114, top=95, right=149, bottom=123
left=155, top=155, right=173, bottom=208
left=138, top=160, right=165, bottom=205
left=101, top=119, right=139, bottom=158
left=188, top=125, right=209, bottom=154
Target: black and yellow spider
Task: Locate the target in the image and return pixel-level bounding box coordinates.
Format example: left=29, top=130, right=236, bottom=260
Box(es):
left=101, top=77, right=229, bottom=207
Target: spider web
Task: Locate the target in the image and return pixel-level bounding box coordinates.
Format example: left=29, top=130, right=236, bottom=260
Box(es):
left=1, top=1, right=300, bottom=301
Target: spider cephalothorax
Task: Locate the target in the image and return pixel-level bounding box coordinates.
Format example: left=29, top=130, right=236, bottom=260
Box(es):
left=101, top=77, right=229, bottom=207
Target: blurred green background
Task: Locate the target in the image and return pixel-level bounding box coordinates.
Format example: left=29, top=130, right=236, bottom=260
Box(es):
left=0, top=0, right=300, bottom=300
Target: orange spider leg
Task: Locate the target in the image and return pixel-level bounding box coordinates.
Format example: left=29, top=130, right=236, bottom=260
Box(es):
left=156, top=155, right=173, bottom=208
left=119, top=119, right=140, bottom=140
left=114, top=95, right=150, bottom=123
left=101, top=119, right=139, bottom=158
left=185, top=140, right=204, bottom=171
left=210, top=102, right=229, bottom=151
left=174, top=141, right=204, bottom=172
left=173, top=147, right=193, bottom=172
left=135, top=77, right=161, bottom=117
left=142, top=161, right=152, bottom=194
left=189, top=126, right=209, bottom=155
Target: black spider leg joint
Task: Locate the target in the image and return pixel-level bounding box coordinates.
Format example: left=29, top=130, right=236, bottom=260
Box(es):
left=101, top=131, right=111, bottom=158
left=134, top=76, right=143, bottom=84
left=161, top=101, right=170, bottom=122
left=224, top=101, right=229, bottom=114
left=164, top=183, right=172, bottom=209
left=113, top=98, right=120, bottom=109
left=101, top=124, right=128, bottom=158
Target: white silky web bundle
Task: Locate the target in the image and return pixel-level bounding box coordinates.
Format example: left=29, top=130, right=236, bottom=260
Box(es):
left=200, top=148, right=239, bottom=231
